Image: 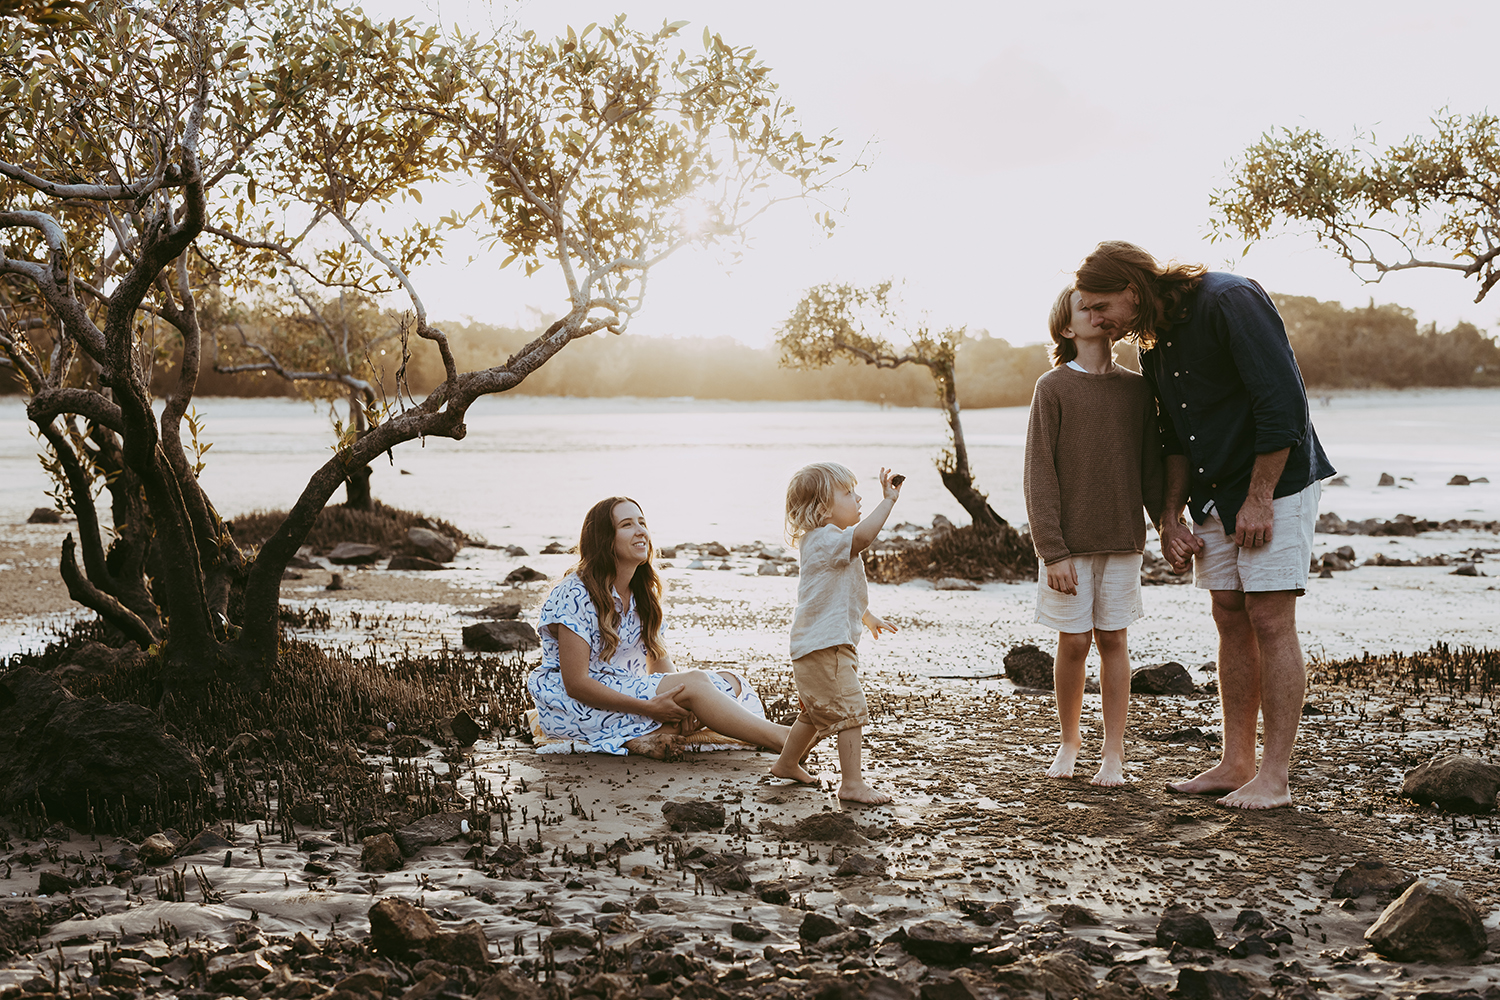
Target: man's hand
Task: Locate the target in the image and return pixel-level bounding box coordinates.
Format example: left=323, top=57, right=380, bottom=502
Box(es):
left=1235, top=496, right=1274, bottom=549
left=1160, top=520, right=1203, bottom=574
left=1045, top=557, right=1079, bottom=595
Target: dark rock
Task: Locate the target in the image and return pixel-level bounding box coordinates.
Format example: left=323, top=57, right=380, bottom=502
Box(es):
left=635, top=893, right=660, bottom=912
left=504, top=565, right=547, bottom=584
left=1156, top=905, right=1216, bottom=948
left=27, top=508, right=61, bottom=524
left=407, top=527, right=458, bottom=562
left=834, top=852, right=887, bottom=877
left=432, top=922, right=489, bottom=967
left=989, top=953, right=1097, bottom=996
left=919, top=971, right=986, bottom=1000
left=548, top=927, right=595, bottom=950
left=37, top=870, right=79, bottom=895
left=1326, top=475, right=1349, bottom=487
left=1046, top=903, right=1100, bottom=927
left=1365, top=879, right=1489, bottom=962
left=0, top=668, right=206, bottom=831
left=1449, top=475, right=1471, bottom=486
left=504, top=545, right=528, bottom=557
left=362, top=833, right=402, bottom=872
left=389, top=734, right=426, bottom=757
left=662, top=799, right=725, bottom=832
left=463, top=603, right=521, bottom=619
left=389, top=555, right=445, bottom=571
left=1054, top=936, right=1115, bottom=964
left=1145, top=726, right=1220, bottom=744
left=1174, top=967, right=1254, bottom=1000
left=539, top=542, right=567, bottom=555
left=208, top=951, right=274, bottom=986
left=328, top=542, right=382, bottom=564
left=177, top=828, right=234, bottom=857
left=102, top=846, right=140, bottom=873
left=138, top=832, right=178, bottom=865
left=369, top=897, right=442, bottom=957
left=1452, top=563, right=1482, bottom=577
left=1227, top=935, right=1274, bottom=958
left=461, top=620, right=540, bottom=652
left=756, top=879, right=793, bottom=905
left=761, top=811, right=869, bottom=845
left=901, top=921, right=992, bottom=964
left=731, top=921, right=770, bottom=942
left=1002, top=644, right=1053, bottom=690
left=0, top=900, right=42, bottom=958
left=704, top=542, right=730, bottom=557
left=1332, top=860, right=1415, bottom=900
left=395, top=813, right=467, bottom=856
left=1131, top=661, right=1197, bottom=695
left=476, top=969, right=545, bottom=1000
left=1401, top=754, right=1500, bottom=812
left=449, top=710, right=481, bottom=747
left=800, top=912, right=844, bottom=942
left=1378, top=472, right=1395, bottom=486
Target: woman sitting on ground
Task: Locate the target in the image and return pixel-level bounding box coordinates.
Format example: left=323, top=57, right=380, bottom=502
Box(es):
left=526, top=495, right=791, bottom=759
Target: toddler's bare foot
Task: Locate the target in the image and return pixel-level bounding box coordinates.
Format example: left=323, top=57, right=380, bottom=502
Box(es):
left=1167, top=761, right=1254, bottom=795
left=769, top=761, right=819, bottom=784
left=1047, top=743, right=1079, bottom=779
left=837, top=779, right=891, bottom=805
left=1090, top=755, right=1126, bottom=787
left=624, top=732, right=683, bottom=761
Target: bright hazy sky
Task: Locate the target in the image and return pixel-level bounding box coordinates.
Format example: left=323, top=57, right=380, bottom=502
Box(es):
left=358, top=0, right=1500, bottom=348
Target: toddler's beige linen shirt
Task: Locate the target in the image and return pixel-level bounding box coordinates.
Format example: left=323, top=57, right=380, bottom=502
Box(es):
left=790, top=524, right=868, bottom=660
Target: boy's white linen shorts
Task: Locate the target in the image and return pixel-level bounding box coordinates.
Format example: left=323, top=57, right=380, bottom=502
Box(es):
left=1194, top=481, right=1320, bottom=594
left=1034, top=552, right=1144, bottom=633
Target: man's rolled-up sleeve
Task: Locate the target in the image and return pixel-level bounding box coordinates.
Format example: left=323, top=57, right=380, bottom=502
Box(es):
left=1216, top=285, right=1308, bottom=454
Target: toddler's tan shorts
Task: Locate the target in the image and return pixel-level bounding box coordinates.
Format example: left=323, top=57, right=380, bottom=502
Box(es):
left=792, top=644, right=869, bottom=738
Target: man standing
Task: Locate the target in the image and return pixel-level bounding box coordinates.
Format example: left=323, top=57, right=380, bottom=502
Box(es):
left=1075, top=242, right=1334, bottom=809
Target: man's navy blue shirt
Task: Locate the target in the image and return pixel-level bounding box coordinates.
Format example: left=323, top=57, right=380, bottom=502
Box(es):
left=1139, top=272, right=1334, bottom=535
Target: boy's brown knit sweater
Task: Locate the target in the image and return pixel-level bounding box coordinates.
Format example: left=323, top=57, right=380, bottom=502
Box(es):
left=1023, top=364, right=1165, bottom=566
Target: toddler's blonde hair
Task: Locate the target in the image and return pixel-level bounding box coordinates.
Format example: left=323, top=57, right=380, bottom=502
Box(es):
left=785, top=462, right=858, bottom=544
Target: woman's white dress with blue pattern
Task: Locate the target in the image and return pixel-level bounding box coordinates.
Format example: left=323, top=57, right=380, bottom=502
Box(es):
left=526, top=575, right=765, bottom=754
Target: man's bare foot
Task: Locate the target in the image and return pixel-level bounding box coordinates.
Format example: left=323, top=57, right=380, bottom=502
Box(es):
left=1166, top=761, right=1254, bottom=795
left=1090, top=756, right=1125, bottom=787
left=624, top=732, right=682, bottom=761
left=837, top=779, right=891, bottom=805
left=1217, top=774, right=1291, bottom=810
left=1047, top=743, right=1079, bottom=779
left=769, top=761, right=819, bottom=784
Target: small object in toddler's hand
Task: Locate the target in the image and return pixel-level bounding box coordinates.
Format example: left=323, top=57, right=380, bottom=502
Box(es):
left=890, top=474, right=905, bottom=488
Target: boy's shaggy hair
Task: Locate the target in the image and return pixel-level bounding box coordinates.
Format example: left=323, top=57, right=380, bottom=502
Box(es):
left=1047, top=285, right=1077, bottom=367
left=785, top=462, right=858, bottom=544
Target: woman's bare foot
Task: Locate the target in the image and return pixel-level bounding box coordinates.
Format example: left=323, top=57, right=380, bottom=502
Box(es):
left=1090, top=755, right=1126, bottom=787
left=837, top=779, right=891, bottom=805
left=1167, top=761, right=1254, bottom=795
left=1047, top=743, right=1079, bottom=779
left=769, top=761, right=819, bottom=784
left=624, top=732, right=683, bottom=761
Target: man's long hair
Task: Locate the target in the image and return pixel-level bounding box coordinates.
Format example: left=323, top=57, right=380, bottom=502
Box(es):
left=573, top=496, right=665, bottom=663
left=1075, top=241, right=1206, bottom=349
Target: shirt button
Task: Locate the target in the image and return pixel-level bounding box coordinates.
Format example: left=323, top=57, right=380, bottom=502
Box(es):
left=1189, top=435, right=1196, bottom=441
left=1180, top=403, right=1187, bottom=409
left=1174, top=371, right=1180, bottom=377
left=1198, top=467, right=1205, bottom=473
left=1166, top=341, right=1172, bottom=347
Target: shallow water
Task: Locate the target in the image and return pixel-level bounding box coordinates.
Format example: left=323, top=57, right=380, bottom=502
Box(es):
left=2, top=388, right=1497, bottom=553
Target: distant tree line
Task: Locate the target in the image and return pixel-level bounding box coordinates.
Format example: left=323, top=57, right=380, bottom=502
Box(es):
left=6, top=294, right=1494, bottom=402
left=1274, top=295, right=1500, bottom=388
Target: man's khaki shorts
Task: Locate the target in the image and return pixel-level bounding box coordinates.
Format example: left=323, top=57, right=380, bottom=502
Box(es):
left=792, top=644, right=869, bottom=738
left=1195, top=482, right=1320, bottom=594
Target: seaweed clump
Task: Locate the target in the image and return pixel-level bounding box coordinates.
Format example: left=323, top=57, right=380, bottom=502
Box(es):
left=228, top=500, right=474, bottom=555
left=863, top=522, right=1038, bottom=584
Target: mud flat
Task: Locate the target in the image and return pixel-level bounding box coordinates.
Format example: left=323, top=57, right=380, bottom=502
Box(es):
left=1, top=524, right=1498, bottom=998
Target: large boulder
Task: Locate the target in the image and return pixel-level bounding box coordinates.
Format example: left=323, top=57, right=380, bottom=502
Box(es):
left=1400, top=755, right=1500, bottom=813
left=1332, top=860, right=1414, bottom=901
left=1364, top=879, right=1489, bottom=963
left=461, top=621, right=539, bottom=652
left=1156, top=905, right=1216, bottom=948
left=1002, top=644, right=1053, bottom=690
left=407, top=527, right=457, bottom=563
left=0, top=668, right=206, bottom=830
left=900, top=921, right=992, bottom=964
left=661, top=800, right=724, bottom=832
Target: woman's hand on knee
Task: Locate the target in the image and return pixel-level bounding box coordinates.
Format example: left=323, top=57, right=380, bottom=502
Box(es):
left=642, top=683, right=689, bottom=724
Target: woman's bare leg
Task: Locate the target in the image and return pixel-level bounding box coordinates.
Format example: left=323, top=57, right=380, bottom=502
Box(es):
left=671, top=670, right=789, bottom=751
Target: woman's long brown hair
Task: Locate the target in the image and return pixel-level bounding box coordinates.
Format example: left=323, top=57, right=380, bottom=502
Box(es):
left=572, top=496, right=665, bottom=663
left=1075, top=240, right=1205, bottom=349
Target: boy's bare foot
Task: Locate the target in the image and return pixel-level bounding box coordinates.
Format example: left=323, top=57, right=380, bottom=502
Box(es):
left=1047, top=743, right=1079, bottom=779
left=624, top=732, right=683, bottom=761
left=837, top=780, right=891, bottom=805
left=1217, top=774, right=1292, bottom=810
left=769, top=762, right=819, bottom=784
left=1166, top=762, right=1254, bottom=795
left=1090, top=756, right=1126, bottom=787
